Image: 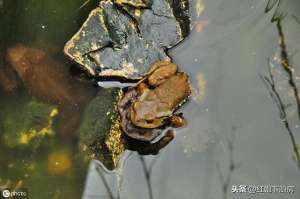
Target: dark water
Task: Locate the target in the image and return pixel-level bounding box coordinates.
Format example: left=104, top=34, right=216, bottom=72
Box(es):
left=1, top=0, right=300, bottom=199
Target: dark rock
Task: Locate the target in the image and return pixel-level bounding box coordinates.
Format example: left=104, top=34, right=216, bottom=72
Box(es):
left=64, top=0, right=190, bottom=79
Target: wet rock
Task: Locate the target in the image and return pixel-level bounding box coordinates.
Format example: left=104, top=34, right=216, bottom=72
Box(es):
left=78, top=88, right=124, bottom=170
left=167, top=0, right=190, bottom=38
left=64, top=0, right=190, bottom=79
left=64, top=0, right=169, bottom=79
left=115, top=0, right=152, bottom=8
left=115, top=0, right=191, bottom=46
left=116, top=0, right=187, bottom=48
left=78, top=86, right=179, bottom=159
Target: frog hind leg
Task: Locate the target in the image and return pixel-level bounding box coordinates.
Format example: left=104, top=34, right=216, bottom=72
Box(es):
left=131, top=129, right=175, bottom=155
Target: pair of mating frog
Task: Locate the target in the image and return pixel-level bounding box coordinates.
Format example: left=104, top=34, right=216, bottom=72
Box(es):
left=118, top=60, right=191, bottom=155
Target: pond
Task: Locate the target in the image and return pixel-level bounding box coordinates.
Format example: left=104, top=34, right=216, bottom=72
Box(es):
left=0, top=0, right=300, bottom=199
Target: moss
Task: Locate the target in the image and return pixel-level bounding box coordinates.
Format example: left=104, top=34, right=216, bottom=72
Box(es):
left=78, top=88, right=125, bottom=170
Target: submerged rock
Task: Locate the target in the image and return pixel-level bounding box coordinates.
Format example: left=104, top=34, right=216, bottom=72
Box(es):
left=6, top=44, right=97, bottom=136
left=78, top=88, right=124, bottom=170
left=6, top=44, right=93, bottom=105
left=0, top=64, right=19, bottom=92
left=64, top=0, right=190, bottom=79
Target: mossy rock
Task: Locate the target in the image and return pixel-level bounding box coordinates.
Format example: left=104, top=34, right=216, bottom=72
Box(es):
left=78, top=88, right=124, bottom=170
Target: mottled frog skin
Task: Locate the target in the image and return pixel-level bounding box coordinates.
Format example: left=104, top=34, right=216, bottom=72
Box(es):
left=131, top=61, right=191, bottom=128
left=118, top=60, right=191, bottom=142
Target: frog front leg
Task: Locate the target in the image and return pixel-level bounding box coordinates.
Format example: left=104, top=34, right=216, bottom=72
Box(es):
left=168, top=113, right=187, bottom=128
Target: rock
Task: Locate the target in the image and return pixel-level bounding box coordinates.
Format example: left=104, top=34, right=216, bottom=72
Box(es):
left=78, top=88, right=124, bottom=170
left=7, top=44, right=83, bottom=105
left=115, top=0, right=152, bottom=8
left=166, top=0, right=190, bottom=38
left=64, top=0, right=190, bottom=79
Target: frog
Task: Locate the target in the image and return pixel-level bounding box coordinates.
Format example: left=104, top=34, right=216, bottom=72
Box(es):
left=130, top=60, right=191, bottom=129
left=118, top=60, right=191, bottom=144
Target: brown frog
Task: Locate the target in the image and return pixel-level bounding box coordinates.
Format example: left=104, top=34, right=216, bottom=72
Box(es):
left=130, top=61, right=191, bottom=129
left=118, top=60, right=191, bottom=145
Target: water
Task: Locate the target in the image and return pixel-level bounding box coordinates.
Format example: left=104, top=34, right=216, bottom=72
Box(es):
left=1, top=0, right=300, bottom=199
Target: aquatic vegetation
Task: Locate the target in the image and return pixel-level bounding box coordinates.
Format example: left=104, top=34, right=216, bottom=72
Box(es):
left=1, top=100, right=58, bottom=149
left=275, top=21, right=300, bottom=121
left=260, top=60, right=300, bottom=167
left=265, top=0, right=286, bottom=22
left=261, top=5, right=300, bottom=167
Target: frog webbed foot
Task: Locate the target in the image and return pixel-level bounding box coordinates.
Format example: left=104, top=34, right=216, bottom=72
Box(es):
left=167, top=113, right=187, bottom=128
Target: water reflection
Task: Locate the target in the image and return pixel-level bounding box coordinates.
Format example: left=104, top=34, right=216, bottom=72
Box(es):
left=83, top=154, right=160, bottom=199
